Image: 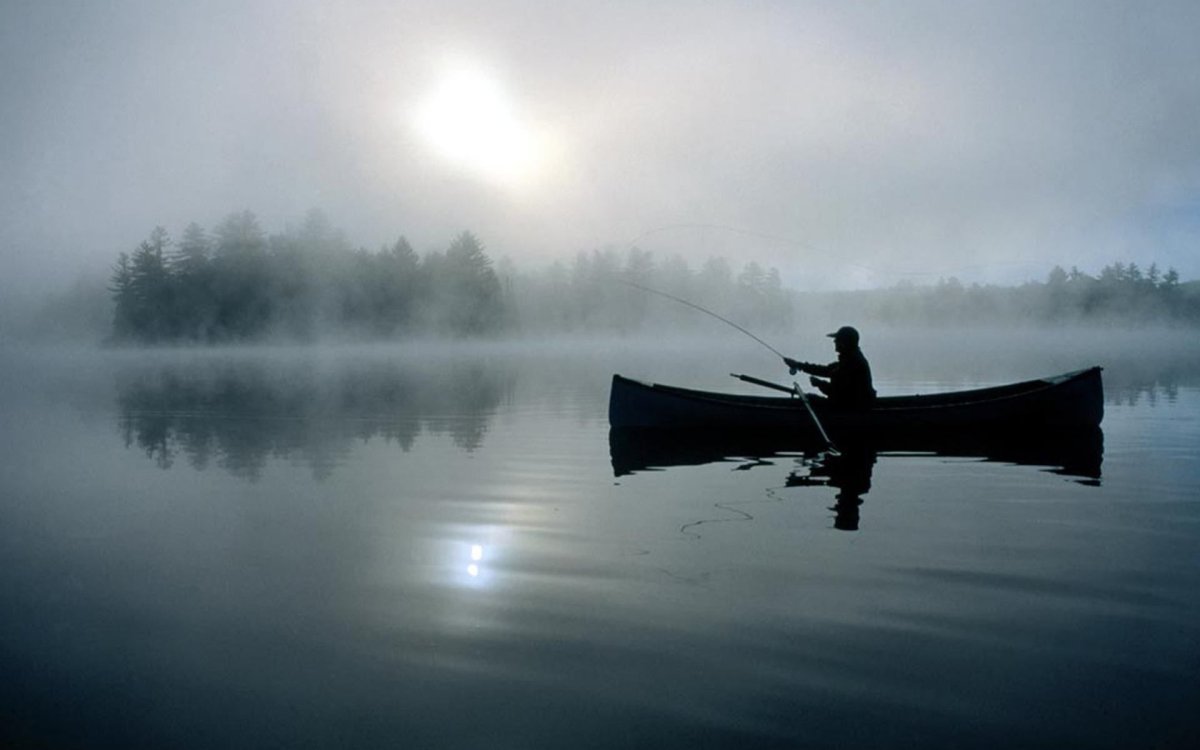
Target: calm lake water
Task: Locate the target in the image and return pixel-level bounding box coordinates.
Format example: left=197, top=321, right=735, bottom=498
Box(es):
left=1, top=332, right=1198, bottom=749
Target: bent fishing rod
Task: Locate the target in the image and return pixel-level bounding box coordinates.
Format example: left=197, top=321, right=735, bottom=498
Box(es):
left=619, top=279, right=788, bottom=361
left=620, top=279, right=838, bottom=452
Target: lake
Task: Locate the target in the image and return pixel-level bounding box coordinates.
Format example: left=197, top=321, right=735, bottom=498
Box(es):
left=1, top=331, right=1197, bottom=749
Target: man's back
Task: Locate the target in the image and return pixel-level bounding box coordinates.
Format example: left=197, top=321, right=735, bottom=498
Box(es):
left=826, top=347, right=875, bottom=409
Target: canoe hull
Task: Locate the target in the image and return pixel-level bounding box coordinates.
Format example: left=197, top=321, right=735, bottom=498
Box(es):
left=609, top=424, right=1104, bottom=479
left=608, top=367, right=1103, bottom=436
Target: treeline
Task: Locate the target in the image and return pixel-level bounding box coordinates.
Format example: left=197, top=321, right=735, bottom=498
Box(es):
left=813, top=262, right=1197, bottom=326
left=505, top=248, right=792, bottom=334
left=107, top=210, right=794, bottom=342
left=509, top=256, right=1198, bottom=332
left=109, top=210, right=504, bottom=342
left=104, top=210, right=1197, bottom=343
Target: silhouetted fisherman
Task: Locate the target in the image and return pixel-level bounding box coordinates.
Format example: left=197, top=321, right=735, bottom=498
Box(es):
left=783, top=326, right=876, bottom=409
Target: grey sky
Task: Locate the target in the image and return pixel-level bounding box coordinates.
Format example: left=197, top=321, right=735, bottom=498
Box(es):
left=2, top=0, right=1198, bottom=297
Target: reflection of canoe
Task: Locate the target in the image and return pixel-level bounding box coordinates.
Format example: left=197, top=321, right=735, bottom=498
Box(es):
left=609, top=425, right=1103, bottom=481
left=608, top=367, right=1103, bottom=434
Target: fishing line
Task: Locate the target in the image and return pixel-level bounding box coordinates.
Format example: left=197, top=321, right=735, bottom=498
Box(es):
left=618, top=279, right=787, bottom=361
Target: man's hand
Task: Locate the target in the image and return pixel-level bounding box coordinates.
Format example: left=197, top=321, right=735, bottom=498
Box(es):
left=810, top=376, right=823, bottom=388
left=783, top=357, right=803, bottom=375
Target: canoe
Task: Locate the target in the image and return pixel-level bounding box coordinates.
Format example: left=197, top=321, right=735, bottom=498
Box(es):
left=609, top=421, right=1103, bottom=480
left=608, top=367, right=1103, bottom=436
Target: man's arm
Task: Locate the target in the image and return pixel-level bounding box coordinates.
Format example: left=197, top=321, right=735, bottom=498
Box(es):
left=784, top=357, right=836, bottom=376
left=810, top=376, right=833, bottom=395
left=803, top=360, right=837, bottom=377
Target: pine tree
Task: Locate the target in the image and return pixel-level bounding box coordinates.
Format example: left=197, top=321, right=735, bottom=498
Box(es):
left=168, top=222, right=213, bottom=339
left=211, top=211, right=269, bottom=338
left=376, top=236, right=421, bottom=333
left=109, top=252, right=135, bottom=340
left=127, top=227, right=172, bottom=341
left=438, top=231, right=504, bottom=335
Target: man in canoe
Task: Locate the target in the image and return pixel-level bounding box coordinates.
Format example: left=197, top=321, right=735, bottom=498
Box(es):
left=783, top=326, right=876, bottom=409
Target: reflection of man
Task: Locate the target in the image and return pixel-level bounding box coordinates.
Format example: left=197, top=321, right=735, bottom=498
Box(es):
left=788, top=445, right=877, bottom=531
left=783, top=326, right=876, bottom=409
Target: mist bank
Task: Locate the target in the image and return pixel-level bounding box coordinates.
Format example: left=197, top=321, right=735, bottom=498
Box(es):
left=1, top=329, right=1194, bottom=488
left=7, top=210, right=1200, bottom=345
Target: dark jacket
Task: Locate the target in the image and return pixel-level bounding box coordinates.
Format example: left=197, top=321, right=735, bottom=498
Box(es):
left=805, top=348, right=876, bottom=409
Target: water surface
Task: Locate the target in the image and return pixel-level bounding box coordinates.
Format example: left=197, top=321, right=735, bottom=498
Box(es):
left=1, top=335, right=1197, bottom=748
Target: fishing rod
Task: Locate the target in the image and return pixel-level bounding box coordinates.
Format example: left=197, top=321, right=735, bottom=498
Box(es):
left=622, top=279, right=838, bottom=452
left=619, top=279, right=788, bottom=361
left=730, top=373, right=838, bottom=453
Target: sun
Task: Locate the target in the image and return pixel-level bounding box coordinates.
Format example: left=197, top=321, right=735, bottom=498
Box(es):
left=412, top=65, right=545, bottom=188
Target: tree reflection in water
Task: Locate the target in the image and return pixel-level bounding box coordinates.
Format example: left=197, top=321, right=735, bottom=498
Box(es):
left=116, top=359, right=510, bottom=480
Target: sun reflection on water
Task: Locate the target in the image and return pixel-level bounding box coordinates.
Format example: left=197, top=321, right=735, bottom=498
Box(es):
left=458, top=540, right=491, bottom=587
left=467, top=543, right=484, bottom=577
left=440, top=527, right=511, bottom=589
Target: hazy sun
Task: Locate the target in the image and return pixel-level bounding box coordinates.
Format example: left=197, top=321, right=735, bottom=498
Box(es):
left=413, top=65, right=545, bottom=187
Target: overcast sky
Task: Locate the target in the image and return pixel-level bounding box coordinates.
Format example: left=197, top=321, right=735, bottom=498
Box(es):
left=2, top=0, right=1199, bottom=298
